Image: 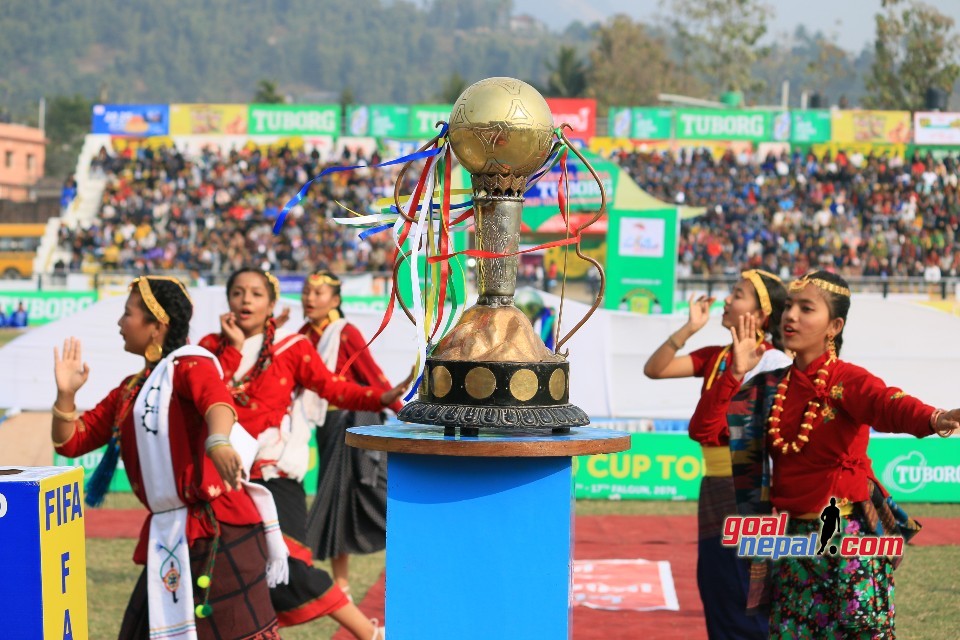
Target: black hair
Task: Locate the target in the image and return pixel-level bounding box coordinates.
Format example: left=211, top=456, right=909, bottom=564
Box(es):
left=137, top=278, right=193, bottom=354
left=226, top=267, right=277, bottom=302
left=804, top=270, right=851, bottom=355
left=755, top=272, right=787, bottom=351
left=223, top=267, right=277, bottom=385
left=307, top=269, right=344, bottom=318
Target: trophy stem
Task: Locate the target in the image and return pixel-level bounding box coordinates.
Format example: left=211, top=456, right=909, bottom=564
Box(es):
left=473, top=191, right=523, bottom=305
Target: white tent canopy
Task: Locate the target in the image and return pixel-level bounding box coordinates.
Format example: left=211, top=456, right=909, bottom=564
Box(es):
left=0, top=289, right=957, bottom=418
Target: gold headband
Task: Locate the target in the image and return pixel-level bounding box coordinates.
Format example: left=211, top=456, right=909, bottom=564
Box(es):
left=130, top=276, right=192, bottom=324
left=741, top=269, right=780, bottom=316
left=307, top=273, right=342, bottom=287
left=264, top=271, right=282, bottom=300
left=789, top=274, right=851, bottom=298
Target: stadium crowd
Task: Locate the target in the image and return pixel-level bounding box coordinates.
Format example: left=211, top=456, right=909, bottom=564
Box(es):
left=59, top=144, right=960, bottom=282
left=617, top=147, right=960, bottom=280
left=62, top=145, right=397, bottom=276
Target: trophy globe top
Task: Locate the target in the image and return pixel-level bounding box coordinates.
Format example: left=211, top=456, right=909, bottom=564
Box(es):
left=448, top=77, right=555, bottom=190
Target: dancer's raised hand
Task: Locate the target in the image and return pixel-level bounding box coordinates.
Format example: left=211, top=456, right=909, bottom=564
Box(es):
left=730, top=314, right=765, bottom=380
left=54, top=337, right=90, bottom=395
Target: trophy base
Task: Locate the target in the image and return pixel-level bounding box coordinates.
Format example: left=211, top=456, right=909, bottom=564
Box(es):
left=397, top=400, right=590, bottom=433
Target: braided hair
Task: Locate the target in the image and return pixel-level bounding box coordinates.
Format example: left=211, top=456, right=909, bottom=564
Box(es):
left=225, top=267, right=277, bottom=389
left=239, top=316, right=276, bottom=387
left=137, top=278, right=193, bottom=354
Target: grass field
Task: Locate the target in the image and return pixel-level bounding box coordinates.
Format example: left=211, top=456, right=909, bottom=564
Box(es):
left=0, top=329, right=22, bottom=420
left=0, top=328, right=18, bottom=348
left=84, top=499, right=959, bottom=639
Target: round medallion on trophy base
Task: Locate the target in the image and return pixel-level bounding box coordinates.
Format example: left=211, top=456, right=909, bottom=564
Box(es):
left=397, top=359, right=590, bottom=433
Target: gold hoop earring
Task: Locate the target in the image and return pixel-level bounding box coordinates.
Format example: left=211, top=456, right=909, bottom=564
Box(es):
left=145, top=342, right=163, bottom=363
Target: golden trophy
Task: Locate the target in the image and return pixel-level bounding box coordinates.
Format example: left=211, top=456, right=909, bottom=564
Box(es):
left=397, top=77, right=605, bottom=435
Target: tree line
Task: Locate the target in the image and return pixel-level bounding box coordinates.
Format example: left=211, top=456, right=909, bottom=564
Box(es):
left=1, top=0, right=956, bottom=177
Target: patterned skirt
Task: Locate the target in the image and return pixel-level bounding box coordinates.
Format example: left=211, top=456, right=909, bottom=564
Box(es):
left=119, top=523, right=281, bottom=640
left=305, top=410, right=387, bottom=560
left=255, top=477, right=350, bottom=627
left=769, top=517, right=896, bottom=639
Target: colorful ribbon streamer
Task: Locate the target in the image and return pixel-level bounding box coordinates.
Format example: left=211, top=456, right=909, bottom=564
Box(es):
left=275, top=124, right=602, bottom=399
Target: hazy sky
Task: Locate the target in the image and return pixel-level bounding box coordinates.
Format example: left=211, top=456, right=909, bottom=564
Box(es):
left=512, top=0, right=960, bottom=52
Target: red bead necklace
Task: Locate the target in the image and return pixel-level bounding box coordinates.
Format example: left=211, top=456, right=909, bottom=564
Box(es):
left=768, top=357, right=835, bottom=454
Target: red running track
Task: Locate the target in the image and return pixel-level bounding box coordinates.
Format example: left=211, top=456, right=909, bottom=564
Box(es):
left=85, top=511, right=958, bottom=640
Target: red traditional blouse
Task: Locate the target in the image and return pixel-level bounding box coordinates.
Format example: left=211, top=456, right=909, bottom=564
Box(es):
left=55, top=356, right=262, bottom=565
left=688, top=345, right=733, bottom=446
left=198, top=332, right=387, bottom=447
left=299, top=320, right=404, bottom=413
left=702, top=352, right=936, bottom=514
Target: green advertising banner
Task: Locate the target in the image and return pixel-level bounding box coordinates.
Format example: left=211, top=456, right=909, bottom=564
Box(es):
left=632, top=108, right=673, bottom=140
left=873, top=435, right=960, bottom=502
left=574, top=433, right=960, bottom=502
left=675, top=109, right=772, bottom=141
left=575, top=434, right=703, bottom=500
left=408, top=104, right=453, bottom=138
left=791, top=110, right=832, bottom=143
left=608, top=107, right=673, bottom=140
left=604, top=207, right=679, bottom=314
left=0, top=291, right=98, bottom=326
left=346, top=105, right=411, bottom=138
left=247, top=104, right=341, bottom=136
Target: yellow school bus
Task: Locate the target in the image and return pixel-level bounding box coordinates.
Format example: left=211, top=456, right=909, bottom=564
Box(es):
left=0, top=223, right=46, bottom=278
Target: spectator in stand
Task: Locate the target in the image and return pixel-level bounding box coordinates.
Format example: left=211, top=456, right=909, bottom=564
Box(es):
left=60, top=175, right=77, bottom=211
left=10, top=301, right=28, bottom=328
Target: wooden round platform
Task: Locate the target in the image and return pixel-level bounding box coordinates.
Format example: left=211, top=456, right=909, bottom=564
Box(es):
left=346, top=424, right=631, bottom=457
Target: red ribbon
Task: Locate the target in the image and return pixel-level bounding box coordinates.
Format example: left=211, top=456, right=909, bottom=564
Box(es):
left=338, top=153, right=435, bottom=376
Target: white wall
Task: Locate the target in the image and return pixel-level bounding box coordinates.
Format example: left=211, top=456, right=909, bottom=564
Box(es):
left=0, top=290, right=957, bottom=418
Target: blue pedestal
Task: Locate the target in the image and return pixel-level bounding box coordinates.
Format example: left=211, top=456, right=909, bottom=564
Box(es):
left=346, top=424, right=630, bottom=640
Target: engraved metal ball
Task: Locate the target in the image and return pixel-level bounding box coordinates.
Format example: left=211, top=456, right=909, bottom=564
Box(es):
left=448, top=77, right=555, bottom=178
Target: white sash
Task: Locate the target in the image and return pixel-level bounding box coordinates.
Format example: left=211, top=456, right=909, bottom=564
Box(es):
left=134, top=346, right=288, bottom=640
left=275, top=320, right=346, bottom=481
left=135, top=346, right=209, bottom=640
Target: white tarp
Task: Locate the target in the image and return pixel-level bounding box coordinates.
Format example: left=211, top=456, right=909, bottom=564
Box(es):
left=0, top=289, right=957, bottom=418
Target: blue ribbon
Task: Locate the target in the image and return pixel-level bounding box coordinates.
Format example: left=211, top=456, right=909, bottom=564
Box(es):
left=358, top=222, right=395, bottom=240
left=273, top=144, right=447, bottom=234
left=384, top=199, right=474, bottom=215
left=404, top=373, right=423, bottom=402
